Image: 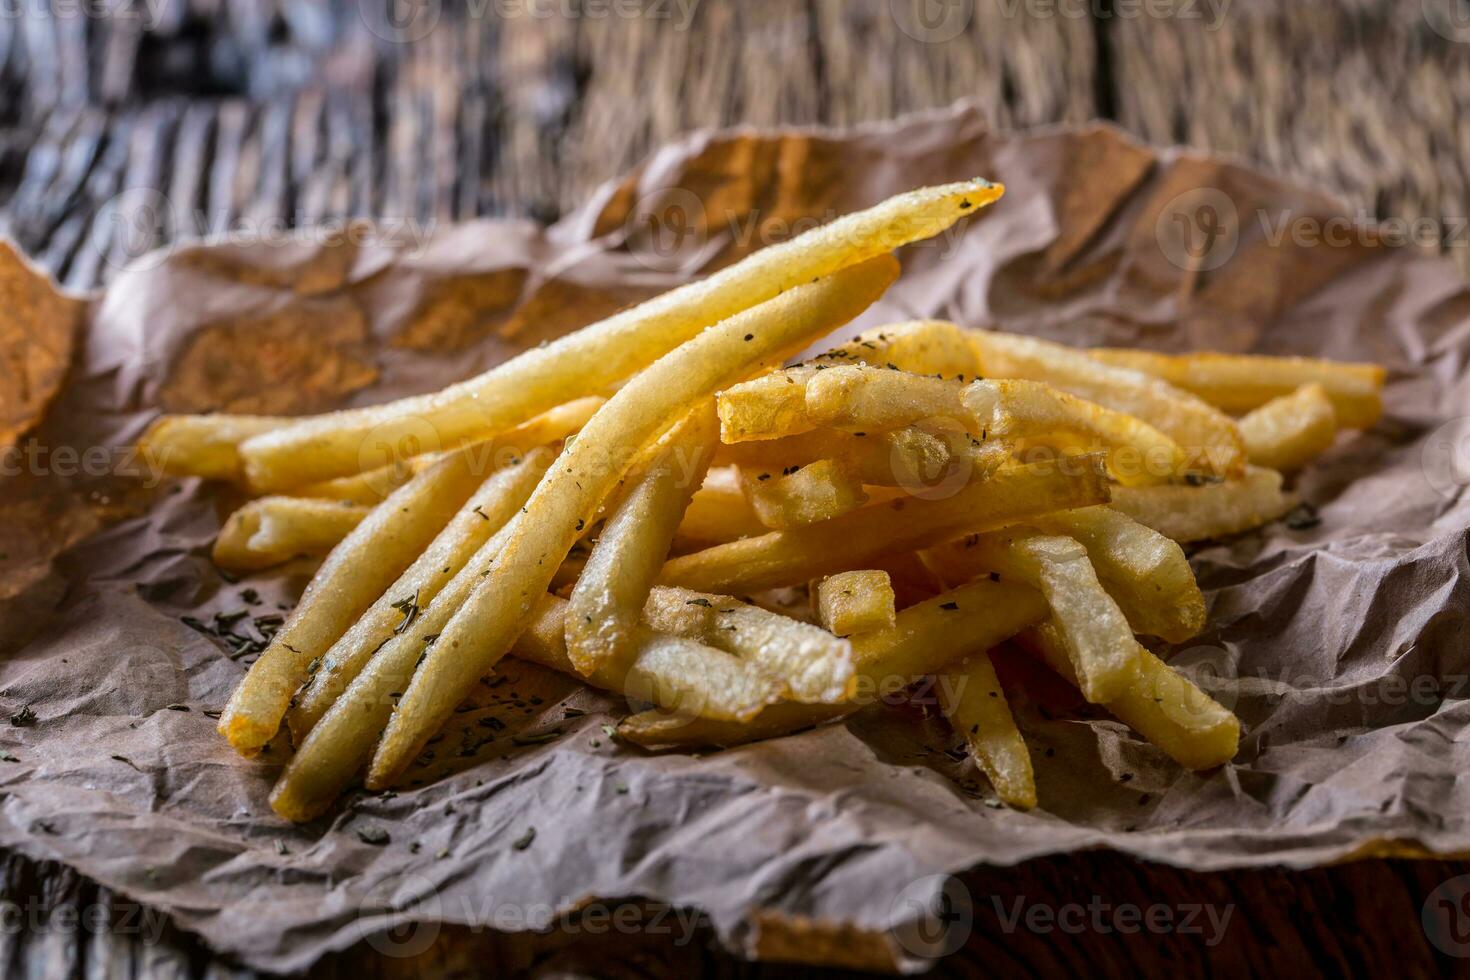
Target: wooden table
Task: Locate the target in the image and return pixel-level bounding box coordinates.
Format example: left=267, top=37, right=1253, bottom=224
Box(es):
left=1, top=1, right=1467, bottom=975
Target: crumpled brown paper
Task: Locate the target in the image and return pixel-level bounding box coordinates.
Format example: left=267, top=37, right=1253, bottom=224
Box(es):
left=3, top=104, right=1470, bottom=974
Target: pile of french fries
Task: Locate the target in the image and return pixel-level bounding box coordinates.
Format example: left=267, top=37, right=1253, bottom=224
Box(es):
left=140, top=181, right=1385, bottom=818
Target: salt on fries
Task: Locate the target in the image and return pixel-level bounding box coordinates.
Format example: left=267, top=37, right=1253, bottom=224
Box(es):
left=139, top=182, right=1384, bottom=819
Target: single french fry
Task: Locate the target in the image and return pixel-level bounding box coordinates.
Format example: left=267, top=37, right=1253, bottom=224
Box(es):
left=1020, top=623, right=1239, bottom=770
left=211, top=498, right=370, bottom=572
left=1029, top=506, right=1205, bottom=643
left=643, top=586, right=855, bottom=704
left=805, top=365, right=969, bottom=431
left=138, top=414, right=286, bottom=482
left=658, top=456, right=1110, bottom=595
left=1086, top=347, right=1385, bottom=429
left=945, top=530, right=1140, bottom=703
left=740, top=458, right=870, bottom=529
left=716, top=319, right=983, bottom=443
left=565, top=404, right=719, bottom=674
left=967, top=328, right=1246, bottom=477
left=287, top=446, right=558, bottom=738
left=216, top=448, right=490, bottom=756
left=937, top=651, right=1036, bottom=809
left=366, top=257, right=900, bottom=788
left=1239, top=383, right=1338, bottom=471
left=293, top=398, right=605, bottom=505
left=1110, top=466, right=1295, bottom=543
left=617, top=577, right=1048, bottom=747
left=673, top=467, right=767, bottom=547
left=238, top=183, right=1001, bottom=491
left=815, top=570, right=897, bottom=636
left=962, top=379, right=1186, bottom=486
left=718, top=426, right=957, bottom=490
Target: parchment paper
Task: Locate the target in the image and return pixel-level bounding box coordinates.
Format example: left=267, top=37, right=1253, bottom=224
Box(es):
left=3, top=104, right=1470, bottom=974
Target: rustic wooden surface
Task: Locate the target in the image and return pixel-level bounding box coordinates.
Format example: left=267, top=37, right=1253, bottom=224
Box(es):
left=3, top=1, right=1470, bottom=976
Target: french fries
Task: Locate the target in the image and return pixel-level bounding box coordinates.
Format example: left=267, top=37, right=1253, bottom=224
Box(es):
left=367, top=258, right=900, bottom=787
left=673, top=467, right=767, bottom=547
left=962, top=380, right=1186, bottom=486
left=643, top=586, right=854, bottom=704
left=287, top=446, right=557, bottom=738
left=566, top=404, right=718, bottom=673
left=815, top=570, right=897, bottom=636
left=716, top=320, right=982, bottom=443
left=658, top=456, right=1110, bottom=594
left=938, top=530, right=1140, bottom=703
left=138, top=414, right=286, bottom=483
left=1110, top=466, right=1295, bottom=543
left=967, top=328, right=1246, bottom=477
left=1239, top=383, right=1338, bottom=471
left=618, top=577, right=1048, bottom=747
left=1086, top=347, right=1385, bottom=428
left=211, top=497, right=369, bottom=572
left=166, top=185, right=1381, bottom=819
left=217, top=447, right=491, bottom=756
left=1020, top=623, right=1239, bottom=770
left=232, top=183, right=1000, bottom=491
left=740, top=457, right=869, bottom=528
left=1030, top=507, right=1205, bottom=642
left=937, top=652, right=1035, bottom=809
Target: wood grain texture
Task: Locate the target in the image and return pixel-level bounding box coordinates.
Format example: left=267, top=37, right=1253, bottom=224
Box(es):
left=1, top=1, right=1468, bottom=977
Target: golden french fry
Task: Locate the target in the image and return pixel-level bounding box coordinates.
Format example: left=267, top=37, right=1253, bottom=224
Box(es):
left=1110, top=466, right=1295, bottom=543
left=937, top=651, right=1036, bottom=809
left=216, top=448, right=489, bottom=756
left=718, top=426, right=956, bottom=489
left=618, top=577, right=1048, bottom=747
left=366, top=257, right=900, bottom=788
left=1086, top=347, right=1385, bottom=429
left=565, top=404, right=719, bottom=674
left=138, top=414, right=286, bottom=482
left=1020, top=622, right=1239, bottom=770
left=211, top=498, right=369, bottom=572
left=658, top=456, right=1110, bottom=595
left=673, top=467, right=767, bottom=547
left=943, top=530, right=1140, bottom=703
left=293, top=398, right=605, bottom=505
left=287, top=446, right=557, bottom=738
left=815, top=569, right=897, bottom=636
left=1239, top=383, right=1338, bottom=471
left=642, top=586, right=854, bottom=704
left=740, top=458, right=870, bottom=529
left=805, top=365, right=968, bottom=431
left=967, top=328, right=1246, bottom=477
left=238, top=184, right=1001, bottom=491
left=716, top=319, right=983, bottom=443
left=962, top=379, right=1186, bottom=486
left=1030, top=506, right=1205, bottom=643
